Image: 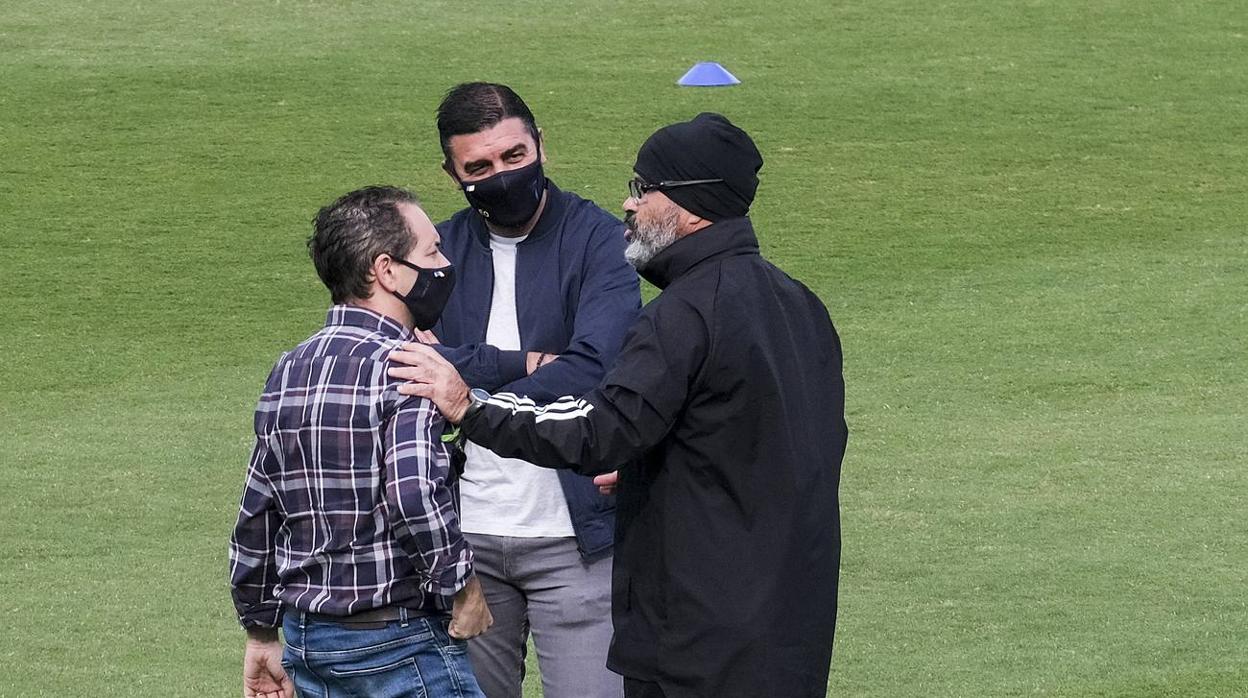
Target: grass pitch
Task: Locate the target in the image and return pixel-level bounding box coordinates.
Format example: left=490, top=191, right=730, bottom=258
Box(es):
left=1, top=1, right=1245, bottom=696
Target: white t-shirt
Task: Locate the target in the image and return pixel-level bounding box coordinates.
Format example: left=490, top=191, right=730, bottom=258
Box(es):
left=459, top=233, right=576, bottom=538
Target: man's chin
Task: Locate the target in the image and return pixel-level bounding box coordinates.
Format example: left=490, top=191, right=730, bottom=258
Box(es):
left=624, top=240, right=651, bottom=269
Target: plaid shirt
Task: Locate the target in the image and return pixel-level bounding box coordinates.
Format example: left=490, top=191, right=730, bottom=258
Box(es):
left=229, top=305, right=472, bottom=629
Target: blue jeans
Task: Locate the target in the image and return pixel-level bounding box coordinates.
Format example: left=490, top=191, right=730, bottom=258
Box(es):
left=281, top=609, right=485, bottom=698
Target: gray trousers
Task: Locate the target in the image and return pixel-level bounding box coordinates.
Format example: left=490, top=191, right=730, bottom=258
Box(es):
left=463, top=533, right=622, bottom=698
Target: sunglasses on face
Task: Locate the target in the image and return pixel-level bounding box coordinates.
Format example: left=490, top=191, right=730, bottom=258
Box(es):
left=628, top=177, right=725, bottom=200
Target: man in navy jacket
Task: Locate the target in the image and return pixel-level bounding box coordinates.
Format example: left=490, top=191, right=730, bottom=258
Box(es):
left=426, top=82, right=640, bottom=698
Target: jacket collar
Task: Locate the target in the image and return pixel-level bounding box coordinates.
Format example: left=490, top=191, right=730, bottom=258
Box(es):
left=638, top=217, right=760, bottom=289
left=467, top=179, right=565, bottom=249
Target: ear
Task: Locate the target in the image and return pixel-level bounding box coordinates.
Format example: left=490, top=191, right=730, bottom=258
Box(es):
left=442, top=160, right=461, bottom=186
left=374, top=254, right=402, bottom=294
left=537, top=127, right=548, bottom=164
left=680, top=210, right=709, bottom=236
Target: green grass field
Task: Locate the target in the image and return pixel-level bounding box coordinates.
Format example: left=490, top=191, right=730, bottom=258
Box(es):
left=2, top=1, right=1246, bottom=696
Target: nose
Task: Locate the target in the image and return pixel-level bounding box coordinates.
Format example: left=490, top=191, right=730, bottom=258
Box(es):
left=623, top=196, right=639, bottom=212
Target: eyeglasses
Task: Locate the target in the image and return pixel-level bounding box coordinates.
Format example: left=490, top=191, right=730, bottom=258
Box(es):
left=628, top=177, right=724, bottom=200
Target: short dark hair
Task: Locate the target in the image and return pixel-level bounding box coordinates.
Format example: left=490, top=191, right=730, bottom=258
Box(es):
left=308, top=186, right=419, bottom=304
left=436, top=82, right=540, bottom=163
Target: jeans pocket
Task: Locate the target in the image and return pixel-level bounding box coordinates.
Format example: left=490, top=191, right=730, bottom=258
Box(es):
left=435, top=617, right=470, bottom=654
left=327, top=655, right=426, bottom=697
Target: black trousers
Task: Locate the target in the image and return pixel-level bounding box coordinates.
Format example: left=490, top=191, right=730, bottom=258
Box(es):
left=624, top=677, right=668, bottom=698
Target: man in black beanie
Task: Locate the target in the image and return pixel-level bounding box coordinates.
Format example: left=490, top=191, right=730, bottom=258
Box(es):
left=389, top=112, right=847, bottom=698
left=621, top=112, right=762, bottom=268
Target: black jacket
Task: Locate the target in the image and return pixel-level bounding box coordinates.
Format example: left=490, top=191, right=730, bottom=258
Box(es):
left=461, top=217, right=847, bottom=698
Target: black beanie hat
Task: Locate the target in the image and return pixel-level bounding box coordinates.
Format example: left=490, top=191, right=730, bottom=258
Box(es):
left=632, top=113, right=763, bottom=222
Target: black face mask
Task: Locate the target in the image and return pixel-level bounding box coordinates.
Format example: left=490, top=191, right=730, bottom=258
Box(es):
left=391, top=261, right=456, bottom=331
left=458, top=155, right=546, bottom=228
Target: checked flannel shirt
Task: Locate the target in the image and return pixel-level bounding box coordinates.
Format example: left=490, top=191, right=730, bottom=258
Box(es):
left=229, top=305, right=472, bottom=629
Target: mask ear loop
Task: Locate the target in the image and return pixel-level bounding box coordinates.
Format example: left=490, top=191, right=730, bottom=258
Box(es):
left=390, top=258, right=434, bottom=299
left=523, top=135, right=547, bottom=210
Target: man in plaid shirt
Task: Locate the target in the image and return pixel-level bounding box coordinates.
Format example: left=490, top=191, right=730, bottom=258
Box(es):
left=229, top=186, right=490, bottom=698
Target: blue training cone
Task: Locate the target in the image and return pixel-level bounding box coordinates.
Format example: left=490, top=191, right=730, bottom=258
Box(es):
left=677, top=61, right=741, bottom=87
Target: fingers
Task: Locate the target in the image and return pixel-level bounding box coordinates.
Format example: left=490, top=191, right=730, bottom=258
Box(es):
left=448, top=614, right=494, bottom=640
left=396, top=382, right=435, bottom=398
left=392, top=342, right=451, bottom=367
left=448, top=621, right=477, bottom=640
left=245, top=679, right=287, bottom=698
left=593, top=471, right=619, bottom=495
left=398, top=341, right=431, bottom=353
left=389, top=350, right=435, bottom=370
left=413, top=328, right=439, bottom=344
left=388, top=364, right=433, bottom=383
left=592, top=472, right=619, bottom=487
left=389, top=348, right=465, bottom=406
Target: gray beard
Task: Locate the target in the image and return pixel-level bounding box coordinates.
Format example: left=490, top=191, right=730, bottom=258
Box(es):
left=624, top=209, right=682, bottom=269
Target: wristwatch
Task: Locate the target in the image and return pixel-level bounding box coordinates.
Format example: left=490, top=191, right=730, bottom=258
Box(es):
left=463, top=387, right=491, bottom=421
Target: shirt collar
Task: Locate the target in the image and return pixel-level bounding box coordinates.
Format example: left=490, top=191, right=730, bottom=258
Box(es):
left=325, top=305, right=414, bottom=341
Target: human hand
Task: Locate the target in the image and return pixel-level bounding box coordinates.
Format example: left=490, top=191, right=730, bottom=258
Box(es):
left=243, top=631, right=294, bottom=698
left=450, top=575, right=493, bottom=640
left=593, top=471, right=619, bottom=496
left=413, top=328, right=440, bottom=344
left=388, top=343, right=471, bottom=423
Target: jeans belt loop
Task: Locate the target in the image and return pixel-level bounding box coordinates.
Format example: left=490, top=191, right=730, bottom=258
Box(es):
left=399, top=606, right=410, bottom=628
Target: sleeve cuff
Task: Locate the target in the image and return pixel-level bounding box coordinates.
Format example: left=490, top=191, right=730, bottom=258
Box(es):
left=423, top=547, right=475, bottom=598
left=496, top=350, right=529, bottom=385
left=238, top=604, right=284, bottom=630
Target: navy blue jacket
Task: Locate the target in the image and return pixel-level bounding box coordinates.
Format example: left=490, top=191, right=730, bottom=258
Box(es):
left=432, top=181, right=641, bottom=559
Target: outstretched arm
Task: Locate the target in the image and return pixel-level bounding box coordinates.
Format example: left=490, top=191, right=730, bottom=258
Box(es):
left=388, top=295, right=707, bottom=475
